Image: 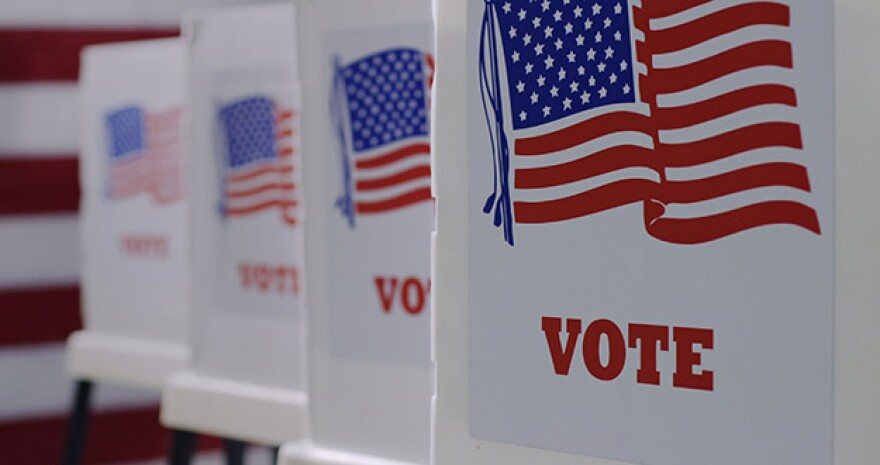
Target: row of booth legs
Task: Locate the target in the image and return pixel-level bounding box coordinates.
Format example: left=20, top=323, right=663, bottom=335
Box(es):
left=61, top=380, right=276, bottom=465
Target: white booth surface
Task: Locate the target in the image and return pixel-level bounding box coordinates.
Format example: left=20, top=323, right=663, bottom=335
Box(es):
left=70, top=38, right=191, bottom=388
left=280, top=1, right=433, bottom=464
left=160, top=3, right=309, bottom=446
left=434, top=0, right=880, bottom=465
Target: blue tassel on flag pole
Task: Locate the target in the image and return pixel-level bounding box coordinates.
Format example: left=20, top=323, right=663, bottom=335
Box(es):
left=331, top=56, right=356, bottom=229
left=480, top=0, right=514, bottom=246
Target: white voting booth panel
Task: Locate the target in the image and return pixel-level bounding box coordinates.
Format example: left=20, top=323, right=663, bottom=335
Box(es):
left=160, top=3, right=309, bottom=446
left=70, top=38, right=190, bottom=390
left=434, top=0, right=880, bottom=465
left=280, top=1, right=433, bottom=464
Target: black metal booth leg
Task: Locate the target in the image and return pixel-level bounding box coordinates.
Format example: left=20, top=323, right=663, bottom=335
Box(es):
left=60, top=380, right=93, bottom=465
left=224, top=438, right=247, bottom=465
left=169, top=429, right=198, bottom=465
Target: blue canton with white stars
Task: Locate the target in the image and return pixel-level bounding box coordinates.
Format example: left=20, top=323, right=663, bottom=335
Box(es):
left=342, top=48, right=429, bottom=152
left=497, top=0, right=636, bottom=130
left=218, top=97, right=278, bottom=169
left=107, top=106, right=146, bottom=158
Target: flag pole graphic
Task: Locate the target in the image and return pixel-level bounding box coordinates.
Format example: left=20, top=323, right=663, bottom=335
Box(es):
left=480, top=0, right=514, bottom=246
left=331, top=56, right=356, bottom=229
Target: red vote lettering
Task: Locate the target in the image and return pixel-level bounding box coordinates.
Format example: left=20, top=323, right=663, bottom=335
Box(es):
left=628, top=323, right=670, bottom=386
left=238, top=262, right=300, bottom=296
left=541, top=317, right=582, bottom=375
left=375, top=276, right=398, bottom=313
left=120, top=234, right=169, bottom=258
left=254, top=266, right=272, bottom=291
left=401, top=278, right=426, bottom=315
left=373, top=275, right=430, bottom=315
left=583, top=319, right=626, bottom=381
left=540, top=316, right=714, bottom=391
left=673, top=326, right=714, bottom=391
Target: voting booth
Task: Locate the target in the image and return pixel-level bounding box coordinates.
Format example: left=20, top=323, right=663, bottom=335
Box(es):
left=433, top=0, right=880, bottom=464
left=73, top=37, right=190, bottom=390
left=159, top=3, right=308, bottom=457
left=279, top=1, right=434, bottom=464
left=65, top=37, right=190, bottom=464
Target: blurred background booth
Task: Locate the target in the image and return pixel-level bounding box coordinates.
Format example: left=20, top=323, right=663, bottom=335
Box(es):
left=159, top=3, right=309, bottom=463
left=65, top=37, right=191, bottom=465
left=280, top=0, right=434, bottom=464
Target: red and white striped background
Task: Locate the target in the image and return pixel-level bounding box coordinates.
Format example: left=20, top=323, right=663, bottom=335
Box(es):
left=0, top=1, right=263, bottom=463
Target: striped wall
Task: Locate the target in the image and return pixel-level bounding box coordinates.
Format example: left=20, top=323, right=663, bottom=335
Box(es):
left=0, top=1, right=223, bottom=463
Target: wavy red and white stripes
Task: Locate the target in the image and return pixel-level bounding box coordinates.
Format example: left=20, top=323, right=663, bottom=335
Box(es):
left=512, top=107, right=659, bottom=223
left=109, top=106, right=184, bottom=204
left=507, top=0, right=820, bottom=244
left=352, top=140, right=432, bottom=215
left=643, top=0, right=819, bottom=243
left=224, top=106, right=299, bottom=226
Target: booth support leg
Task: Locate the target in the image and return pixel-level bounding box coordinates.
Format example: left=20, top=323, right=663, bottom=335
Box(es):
left=169, top=429, right=197, bottom=465
left=60, top=380, right=93, bottom=465
left=224, top=439, right=247, bottom=465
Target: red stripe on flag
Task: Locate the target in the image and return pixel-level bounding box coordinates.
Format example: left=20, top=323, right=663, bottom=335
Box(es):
left=226, top=199, right=298, bottom=215
left=660, top=163, right=812, bottom=204
left=515, top=112, right=650, bottom=156
left=648, top=201, right=821, bottom=244
left=356, top=164, right=431, bottom=191
left=660, top=122, right=803, bottom=168
left=651, top=40, right=793, bottom=95
left=227, top=164, right=294, bottom=183
left=227, top=183, right=296, bottom=198
left=0, top=406, right=222, bottom=465
left=649, top=2, right=790, bottom=54
left=425, top=53, right=436, bottom=89
left=0, top=28, right=179, bottom=82
left=356, top=187, right=432, bottom=214
left=515, top=145, right=655, bottom=189
left=0, top=285, right=81, bottom=347
left=275, top=110, right=294, bottom=122
left=654, top=84, right=797, bottom=130
left=354, top=143, right=430, bottom=170
left=514, top=179, right=658, bottom=224
left=0, top=157, right=79, bottom=216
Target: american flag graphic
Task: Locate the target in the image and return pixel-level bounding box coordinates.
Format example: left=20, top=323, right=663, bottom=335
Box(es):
left=480, top=0, right=821, bottom=245
left=218, top=96, right=298, bottom=226
left=106, top=105, right=183, bottom=204
left=332, top=48, right=432, bottom=228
